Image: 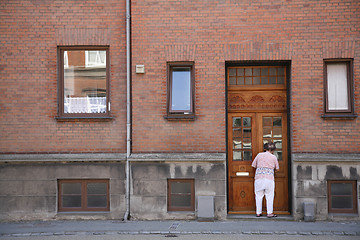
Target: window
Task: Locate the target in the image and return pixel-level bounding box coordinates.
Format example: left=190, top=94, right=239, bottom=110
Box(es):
left=324, top=59, right=354, bottom=115
left=58, top=47, right=110, bottom=118
left=167, top=62, right=194, bottom=118
left=167, top=179, right=195, bottom=211
left=228, top=66, right=286, bottom=86
left=58, top=179, right=109, bottom=212
left=328, top=180, right=358, bottom=214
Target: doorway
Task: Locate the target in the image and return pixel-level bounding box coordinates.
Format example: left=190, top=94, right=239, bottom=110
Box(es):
left=227, top=63, right=290, bottom=214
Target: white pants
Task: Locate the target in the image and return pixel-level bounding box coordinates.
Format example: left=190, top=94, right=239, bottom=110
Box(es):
left=254, top=178, right=275, bottom=215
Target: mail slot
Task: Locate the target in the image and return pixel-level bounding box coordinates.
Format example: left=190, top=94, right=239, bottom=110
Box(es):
left=236, top=172, right=249, bottom=176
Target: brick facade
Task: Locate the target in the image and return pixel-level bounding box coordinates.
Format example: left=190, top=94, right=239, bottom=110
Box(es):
left=0, top=0, right=127, bottom=153
left=0, top=0, right=359, bottom=221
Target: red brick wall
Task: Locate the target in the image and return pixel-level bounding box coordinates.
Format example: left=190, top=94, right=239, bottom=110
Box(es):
left=0, top=0, right=127, bottom=153
left=131, top=0, right=360, bottom=153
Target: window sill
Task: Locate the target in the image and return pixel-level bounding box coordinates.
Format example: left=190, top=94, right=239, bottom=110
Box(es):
left=321, top=114, right=357, bottom=119
left=164, top=114, right=196, bottom=121
left=55, top=116, right=113, bottom=122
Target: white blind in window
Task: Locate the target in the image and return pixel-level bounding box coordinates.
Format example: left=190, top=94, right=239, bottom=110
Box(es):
left=327, top=63, right=348, bottom=110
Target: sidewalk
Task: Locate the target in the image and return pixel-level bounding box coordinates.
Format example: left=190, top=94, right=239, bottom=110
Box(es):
left=1, top=219, right=360, bottom=237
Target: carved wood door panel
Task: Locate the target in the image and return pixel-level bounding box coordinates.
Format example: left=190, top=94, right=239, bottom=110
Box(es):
left=228, top=112, right=288, bottom=214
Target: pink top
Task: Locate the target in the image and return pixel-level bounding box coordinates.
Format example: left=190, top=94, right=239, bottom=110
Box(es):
left=251, top=151, right=279, bottom=180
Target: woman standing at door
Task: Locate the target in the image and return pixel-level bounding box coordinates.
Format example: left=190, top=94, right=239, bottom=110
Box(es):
left=251, top=141, right=279, bottom=218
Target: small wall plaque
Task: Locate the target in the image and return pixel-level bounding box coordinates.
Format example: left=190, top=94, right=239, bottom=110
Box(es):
left=136, top=65, right=145, bottom=74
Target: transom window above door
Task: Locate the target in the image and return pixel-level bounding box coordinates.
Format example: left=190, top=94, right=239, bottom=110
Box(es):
left=228, top=66, right=286, bottom=86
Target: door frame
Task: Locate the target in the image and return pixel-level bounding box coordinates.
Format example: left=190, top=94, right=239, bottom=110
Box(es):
left=225, top=61, right=292, bottom=215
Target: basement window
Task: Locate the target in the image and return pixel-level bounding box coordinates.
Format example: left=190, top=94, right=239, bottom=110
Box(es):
left=58, top=179, right=109, bottom=212
left=328, top=180, right=358, bottom=214
left=167, top=179, right=195, bottom=211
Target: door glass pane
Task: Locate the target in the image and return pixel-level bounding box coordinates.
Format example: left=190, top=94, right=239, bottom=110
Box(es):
left=274, top=139, right=282, bottom=149
left=243, top=117, right=251, bottom=127
left=233, top=117, right=242, bottom=127
left=263, top=116, right=283, bottom=161
left=232, top=116, right=252, bottom=161
left=243, top=151, right=252, bottom=161
left=273, top=117, right=282, bottom=126
left=274, top=151, right=282, bottom=160
left=243, top=128, right=251, bottom=138
left=273, top=127, right=282, bottom=138
left=233, top=139, right=242, bottom=149
left=263, top=128, right=272, bottom=138
left=233, top=129, right=242, bottom=138
left=263, top=117, right=272, bottom=126
left=229, top=77, right=236, bottom=85
left=243, top=138, right=251, bottom=149
left=233, top=151, right=242, bottom=161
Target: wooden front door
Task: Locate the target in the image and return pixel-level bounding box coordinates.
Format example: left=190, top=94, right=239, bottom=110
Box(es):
left=227, top=64, right=289, bottom=214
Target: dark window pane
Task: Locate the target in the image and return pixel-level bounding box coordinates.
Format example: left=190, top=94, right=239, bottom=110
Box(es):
left=261, top=77, right=268, bottom=84
left=253, top=68, right=260, bottom=76
left=62, top=183, right=81, bottom=195
left=269, top=68, right=276, bottom=75
left=171, top=182, right=191, bottom=194
left=332, top=196, right=353, bottom=209
left=229, top=77, right=236, bottom=85
left=278, top=76, right=285, bottom=84
left=237, top=77, right=244, bottom=85
left=87, top=183, right=107, bottom=194
left=245, top=77, right=252, bottom=85
left=171, top=195, right=191, bottom=207
left=87, top=196, right=107, bottom=208
left=269, top=76, right=276, bottom=84
left=237, top=68, right=244, bottom=76
left=253, top=77, right=261, bottom=84
left=62, top=196, right=81, bottom=208
left=229, top=68, right=236, bottom=76
left=278, top=67, right=285, bottom=76
left=331, top=183, right=353, bottom=196
left=261, top=68, right=268, bottom=76
left=245, top=68, right=252, bottom=76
